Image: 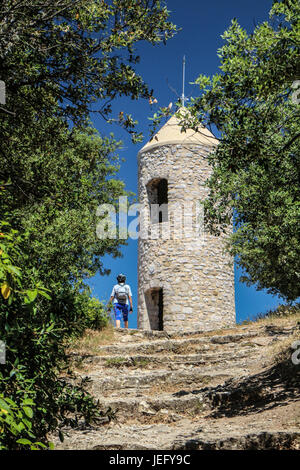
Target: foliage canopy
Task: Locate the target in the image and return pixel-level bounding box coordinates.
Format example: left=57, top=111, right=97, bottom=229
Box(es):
left=0, top=0, right=176, bottom=449
left=182, top=0, right=299, bottom=301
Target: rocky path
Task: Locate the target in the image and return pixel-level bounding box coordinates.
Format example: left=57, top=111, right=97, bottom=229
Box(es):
left=52, top=320, right=300, bottom=450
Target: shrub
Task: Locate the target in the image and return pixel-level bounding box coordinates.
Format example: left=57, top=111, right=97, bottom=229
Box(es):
left=0, top=219, right=106, bottom=449
left=255, top=303, right=300, bottom=321
left=73, top=292, right=109, bottom=331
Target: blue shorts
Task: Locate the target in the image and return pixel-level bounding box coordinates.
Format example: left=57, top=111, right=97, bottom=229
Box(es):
left=113, top=303, right=129, bottom=322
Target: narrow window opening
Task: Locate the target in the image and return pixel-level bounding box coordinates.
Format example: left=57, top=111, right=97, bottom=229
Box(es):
left=144, top=288, right=164, bottom=331
left=158, top=288, right=163, bottom=331
left=146, top=178, right=168, bottom=223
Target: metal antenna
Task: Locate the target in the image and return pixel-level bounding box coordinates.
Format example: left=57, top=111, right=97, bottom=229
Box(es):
left=181, top=55, right=186, bottom=107
left=166, top=56, right=189, bottom=109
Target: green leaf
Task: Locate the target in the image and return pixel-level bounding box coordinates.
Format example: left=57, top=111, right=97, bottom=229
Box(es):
left=23, top=406, right=33, bottom=418
left=22, top=399, right=34, bottom=406
left=34, top=442, right=47, bottom=449
left=15, top=422, right=25, bottom=432
left=25, top=289, right=38, bottom=303
left=39, top=291, right=51, bottom=300
left=0, top=399, right=10, bottom=412
left=22, top=418, right=32, bottom=430
left=16, top=438, right=32, bottom=446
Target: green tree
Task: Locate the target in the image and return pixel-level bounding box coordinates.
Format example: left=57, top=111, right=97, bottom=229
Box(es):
left=184, top=0, right=300, bottom=301
left=0, top=0, right=176, bottom=448
left=0, top=0, right=176, bottom=291
left=0, top=0, right=176, bottom=140
left=0, top=214, right=108, bottom=449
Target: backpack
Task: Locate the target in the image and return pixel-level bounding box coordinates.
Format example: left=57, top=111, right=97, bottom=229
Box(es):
left=115, top=285, right=129, bottom=304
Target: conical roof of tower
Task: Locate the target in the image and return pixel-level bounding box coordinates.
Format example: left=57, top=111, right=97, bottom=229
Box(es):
left=139, top=108, right=218, bottom=154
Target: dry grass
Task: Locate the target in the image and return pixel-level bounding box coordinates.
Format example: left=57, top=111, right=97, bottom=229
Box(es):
left=252, top=312, right=300, bottom=328
left=67, top=324, right=115, bottom=355
left=241, top=304, right=300, bottom=327
left=66, top=308, right=300, bottom=358
left=265, top=329, right=300, bottom=367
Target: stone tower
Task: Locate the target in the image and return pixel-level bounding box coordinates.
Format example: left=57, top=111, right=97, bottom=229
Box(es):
left=137, top=110, right=235, bottom=333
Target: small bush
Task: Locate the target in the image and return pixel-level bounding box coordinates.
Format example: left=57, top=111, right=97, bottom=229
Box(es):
left=0, top=220, right=109, bottom=449
left=73, top=292, right=109, bottom=331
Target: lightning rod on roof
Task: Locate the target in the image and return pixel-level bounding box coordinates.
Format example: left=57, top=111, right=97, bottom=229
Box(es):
left=181, top=55, right=186, bottom=107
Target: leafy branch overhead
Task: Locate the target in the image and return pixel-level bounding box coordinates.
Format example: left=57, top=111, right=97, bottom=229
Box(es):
left=0, top=0, right=176, bottom=450
left=182, top=0, right=300, bottom=301
left=0, top=0, right=176, bottom=140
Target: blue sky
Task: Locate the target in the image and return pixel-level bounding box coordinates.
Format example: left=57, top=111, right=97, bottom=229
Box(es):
left=88, top=0, right=287, bottom=328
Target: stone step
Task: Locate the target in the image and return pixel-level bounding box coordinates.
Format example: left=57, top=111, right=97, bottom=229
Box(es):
left=52, top=319, right=300, bottom=451
left=173, top=430, right=300, bottom=450
left=87, top=331, right=262, bottom=356
left=51, top=421, right=194, bottom=450
left=73, top=348, right=258, bottom=371
left=113, top=323, right=296, bottom=339
left=51, top=421, right=300, bottom=451
left=98, top=389, right=209, bottom=420
left=86, top=367, right=246, bottom=394
left=107, top=324, right=296, bottom=343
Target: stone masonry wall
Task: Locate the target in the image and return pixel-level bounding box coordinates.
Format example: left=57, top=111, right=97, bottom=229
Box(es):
left=137, top=143, right=235, bottom=333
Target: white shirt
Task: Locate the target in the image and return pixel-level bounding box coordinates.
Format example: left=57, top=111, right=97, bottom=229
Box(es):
left=111, top=283, right=132, bottom=305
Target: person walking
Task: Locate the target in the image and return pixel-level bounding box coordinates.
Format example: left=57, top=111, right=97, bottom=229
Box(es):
left=109, top=273, right=133, bottom=329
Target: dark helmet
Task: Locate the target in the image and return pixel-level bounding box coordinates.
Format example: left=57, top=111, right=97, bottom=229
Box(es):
left=117, top=273, right=126, bottom=283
